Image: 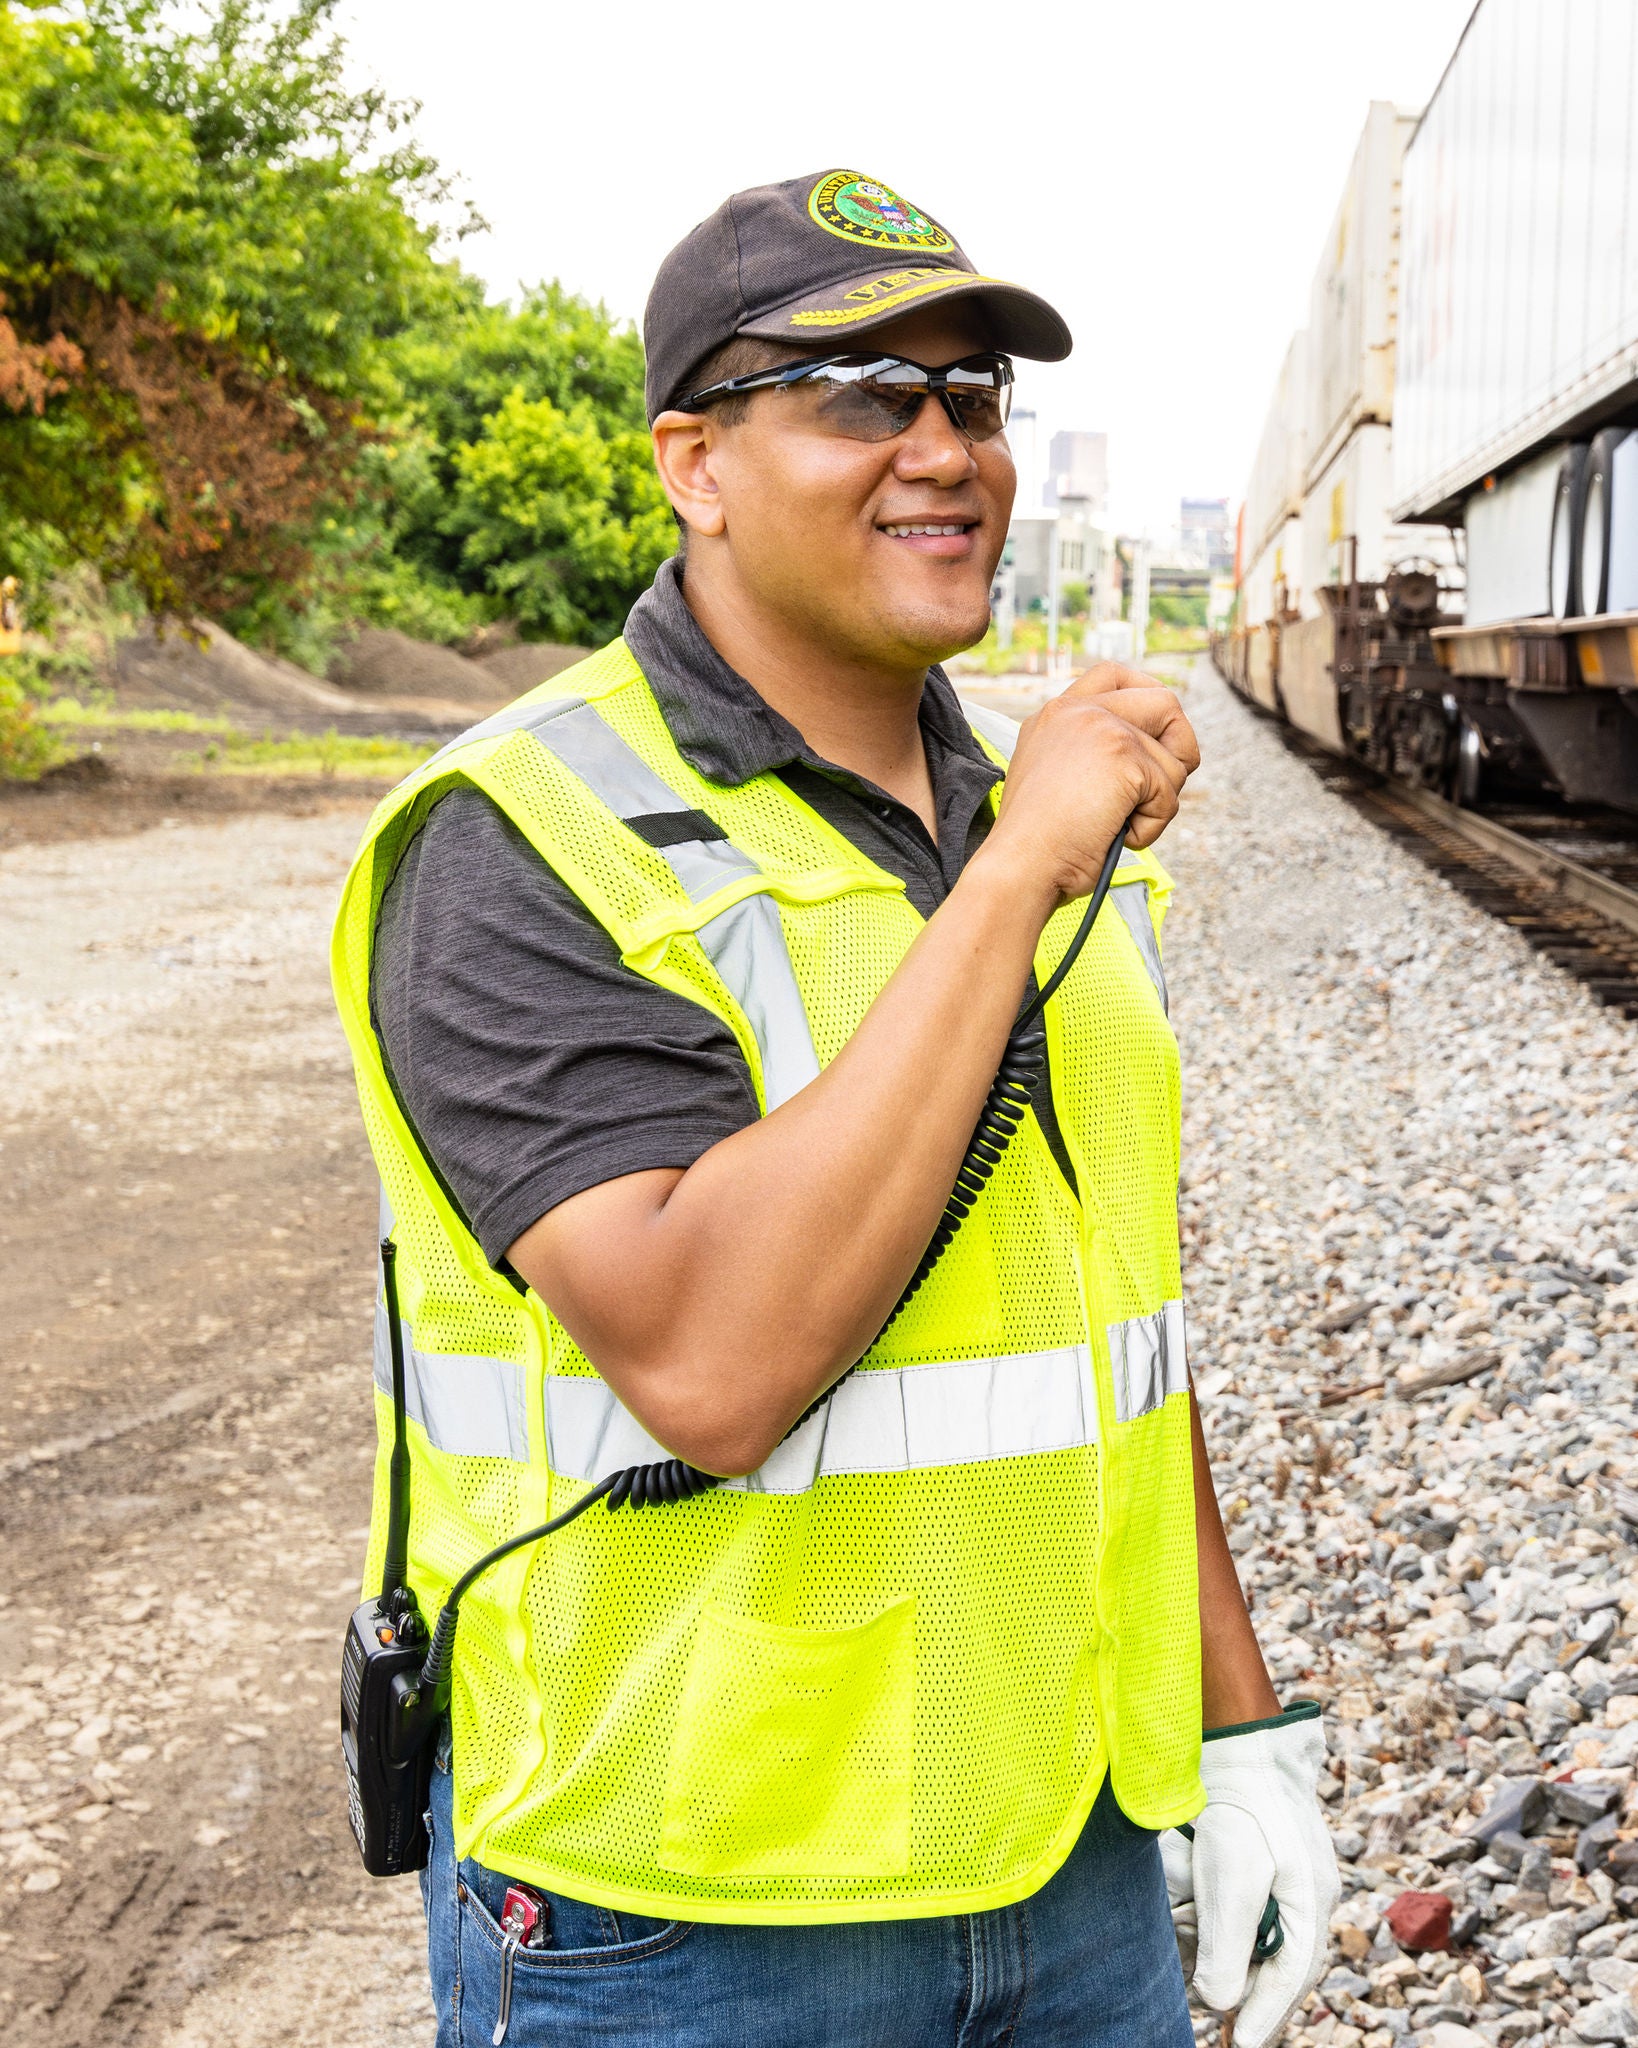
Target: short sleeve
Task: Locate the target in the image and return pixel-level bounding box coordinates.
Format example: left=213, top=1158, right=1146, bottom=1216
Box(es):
left=369, top=785, right=760, bottom=1264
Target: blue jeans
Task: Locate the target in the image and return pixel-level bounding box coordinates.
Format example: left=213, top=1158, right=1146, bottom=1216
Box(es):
left=421, top=1753, right=1191, bottom=2047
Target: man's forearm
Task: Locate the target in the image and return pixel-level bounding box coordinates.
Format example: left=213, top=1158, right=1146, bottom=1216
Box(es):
left=509, top=674, right=1196, bottom=1477
left=1190, top=1391, right=1280, bottom=1728
left=510, top=839, right=1060, bottom=1473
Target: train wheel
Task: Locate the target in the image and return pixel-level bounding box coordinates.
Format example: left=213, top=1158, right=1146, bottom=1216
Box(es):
left=1402, top=694, right=1456, bottom=791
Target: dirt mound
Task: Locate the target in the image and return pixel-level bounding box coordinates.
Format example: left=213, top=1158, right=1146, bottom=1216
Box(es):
left=318, top=627, right=591, bottom=705
left=473, top=640, right=592, bottom=693
left=113, top=620, right=357, bottom=721
left=325, top=625, right=497, bottom=702
left=102, top=619, right=586, bottom=737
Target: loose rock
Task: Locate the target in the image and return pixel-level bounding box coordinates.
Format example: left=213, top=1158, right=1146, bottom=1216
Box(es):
left=1155, top=664, right=1638, bottom=2047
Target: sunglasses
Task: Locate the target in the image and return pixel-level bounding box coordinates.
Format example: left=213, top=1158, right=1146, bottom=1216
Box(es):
left=677, top=351, right=1015, bottom=444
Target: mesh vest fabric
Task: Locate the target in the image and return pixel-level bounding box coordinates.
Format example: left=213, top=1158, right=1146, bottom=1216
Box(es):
left=330, top=639, right=1205, bottom=1925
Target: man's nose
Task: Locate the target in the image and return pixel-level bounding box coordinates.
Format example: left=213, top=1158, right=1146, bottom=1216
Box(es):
left=890, top=394, right=980, bottom=486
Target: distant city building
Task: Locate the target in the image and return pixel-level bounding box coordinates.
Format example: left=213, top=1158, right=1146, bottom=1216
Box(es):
left=1006, top=506, right=1121, bottom=622
left=998, top=425, right=1120, bottom=649
left=1008, top=406, right=1042, bottom=513
left=1005, top=514, right=1059, bottom=612
left=1179, top=496, right=1235, bottom=572
left=1045, top=431, right=1109, bottom=521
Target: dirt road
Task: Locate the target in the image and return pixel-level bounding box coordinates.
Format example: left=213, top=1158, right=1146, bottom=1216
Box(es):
left=1, top=802, right=432, bottom=2045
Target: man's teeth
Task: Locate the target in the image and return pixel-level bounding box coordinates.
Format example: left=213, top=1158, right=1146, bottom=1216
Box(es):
left=882, top=523, right=968, bottom=537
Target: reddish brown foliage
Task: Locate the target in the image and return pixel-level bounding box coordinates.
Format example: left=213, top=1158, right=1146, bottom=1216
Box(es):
left=0, top=302, right=82, bottom=415
left=76, top=296, right=370, bottom=617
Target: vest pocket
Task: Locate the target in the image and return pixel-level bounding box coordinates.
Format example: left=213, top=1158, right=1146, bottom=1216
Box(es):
left=657, top=1597, right=915, bottom=1879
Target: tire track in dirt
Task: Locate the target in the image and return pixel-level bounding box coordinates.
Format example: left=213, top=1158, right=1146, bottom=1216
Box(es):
left=0, top=803, right=432, bottom=2046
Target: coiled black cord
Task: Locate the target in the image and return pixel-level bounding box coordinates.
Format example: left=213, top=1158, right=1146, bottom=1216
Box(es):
left=404, top=823, right=1131, bottom=1708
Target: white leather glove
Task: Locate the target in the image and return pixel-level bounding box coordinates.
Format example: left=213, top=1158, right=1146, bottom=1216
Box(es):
left=1161, top=1703, right=1339, bottom=2048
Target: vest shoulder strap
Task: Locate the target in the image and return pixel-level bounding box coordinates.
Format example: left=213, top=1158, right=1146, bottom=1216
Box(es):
left=958, top=694, right=1174, bottom=896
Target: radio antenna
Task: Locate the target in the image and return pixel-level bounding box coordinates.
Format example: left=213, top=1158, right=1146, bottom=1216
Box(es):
left=378, top=1238, right=412, bottom=1604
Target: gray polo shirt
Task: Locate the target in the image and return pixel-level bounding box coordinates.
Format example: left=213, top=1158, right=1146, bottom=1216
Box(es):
left=371, top=558, right=1072, bottom=1265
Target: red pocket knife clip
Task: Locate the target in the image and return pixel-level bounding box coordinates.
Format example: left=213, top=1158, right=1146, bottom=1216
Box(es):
left=500, top=1883, right=550, bottom=1948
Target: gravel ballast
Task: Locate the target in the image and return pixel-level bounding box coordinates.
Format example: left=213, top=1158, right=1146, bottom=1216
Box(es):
left=1163, top=662, right=1638, bottom=2048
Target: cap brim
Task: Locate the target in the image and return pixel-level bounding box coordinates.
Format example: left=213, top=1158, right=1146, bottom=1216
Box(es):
left=737, top=266, right=1071, bottom=361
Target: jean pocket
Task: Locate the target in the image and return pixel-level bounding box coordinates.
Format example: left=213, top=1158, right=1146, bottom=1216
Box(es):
left=456, top=1881, right=691, bottom=2048
left=658, top=1597, right=915, bottom=1880
left=459, top=1873, right=690, bottom=1968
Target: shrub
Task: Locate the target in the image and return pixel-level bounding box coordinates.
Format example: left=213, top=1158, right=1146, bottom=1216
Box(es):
left=0, top=668, right=61, bottom=778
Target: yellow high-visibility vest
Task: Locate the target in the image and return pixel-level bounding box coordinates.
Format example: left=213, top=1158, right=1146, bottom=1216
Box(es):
left=331, top=638, right=1203, bottom=1925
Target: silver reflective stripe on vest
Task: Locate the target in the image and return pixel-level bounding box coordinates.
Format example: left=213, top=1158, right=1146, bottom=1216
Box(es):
left=525, top=701, right=821, bottom=1108
left=1112, top=882, right=1168, bottom=1013
left=545, top=1344, right=1097, bottom=1495
left=372, top=1302, right=529, bottom=1460
left=963, top=701, right=1021, bottom=761
left=419, top=691, right=587, bottom=777
left=424, top=689, right=822, bottom=1111
left=1106, top=1300, right=1188, bottom=1423
left=538, top=703, right=760, bottom=902
left=694, top=892, right=817, bottom=1110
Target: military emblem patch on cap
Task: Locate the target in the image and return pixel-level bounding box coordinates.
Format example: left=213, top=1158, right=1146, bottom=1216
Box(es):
left=807, top=172, right=955, bottom=253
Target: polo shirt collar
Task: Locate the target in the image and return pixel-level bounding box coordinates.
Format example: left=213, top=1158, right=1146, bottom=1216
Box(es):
left=623, top=556, right=998, bottom=793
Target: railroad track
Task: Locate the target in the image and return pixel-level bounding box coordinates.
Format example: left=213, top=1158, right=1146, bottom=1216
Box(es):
left=1276, top=731, right=1638, bottom=1019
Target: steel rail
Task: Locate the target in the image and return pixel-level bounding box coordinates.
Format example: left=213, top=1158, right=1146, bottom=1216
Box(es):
left=1225, top=674, right=1638, bottom=1016
left=1370, top=781, right=1638, bottom=942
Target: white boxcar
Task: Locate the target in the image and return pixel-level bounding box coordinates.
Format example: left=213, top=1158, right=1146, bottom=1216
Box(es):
left=1392, top=0, right=1638, bottom=522
left=1462, top=446, right=1562, bottom=624
left=1306, top=103, right=1419, bottom=483
left=1243, top=332, right=1311, bottom=580
left=1240, top=518, right=1301, bottom=633
left=1236, top=100, right=1426, bottom=638
left=1300, top=424, right=1451, bottom=599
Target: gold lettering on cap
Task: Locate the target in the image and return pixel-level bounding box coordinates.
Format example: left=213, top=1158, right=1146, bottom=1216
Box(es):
left=842, top=268, right=944, bottom=304
left=791, top=272, right=1008, bottom=328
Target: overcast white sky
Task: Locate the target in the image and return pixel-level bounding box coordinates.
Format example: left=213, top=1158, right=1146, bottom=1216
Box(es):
left=336, top=0, right=1476, bottom=535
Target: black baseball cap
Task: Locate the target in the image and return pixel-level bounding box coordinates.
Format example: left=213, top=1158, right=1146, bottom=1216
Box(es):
left=643, top=169, right=1072, bottom=422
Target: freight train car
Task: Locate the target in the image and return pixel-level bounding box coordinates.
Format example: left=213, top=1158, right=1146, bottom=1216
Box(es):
left=1390, top=0, right=1638, bottom=810
left=1219, top=103, right=1466, bottom=786
left=1219, top=0, right=1638, bottom=816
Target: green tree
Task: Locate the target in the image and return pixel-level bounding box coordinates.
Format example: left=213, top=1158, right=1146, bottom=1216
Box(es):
left=445, top=388, right=670, bottom=643
left=393, top=280, right=648, bottom=470
left=0, top=0, right=466, bottom=623
left=0, top=1, right=670, bottom=662
left=386, top=282, right=668, bottom=643
left=1150, top=591, right=1208, bottom=629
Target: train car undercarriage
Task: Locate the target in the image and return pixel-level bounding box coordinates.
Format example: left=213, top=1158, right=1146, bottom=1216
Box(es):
left=1216, top=561, right=1638, bottom=817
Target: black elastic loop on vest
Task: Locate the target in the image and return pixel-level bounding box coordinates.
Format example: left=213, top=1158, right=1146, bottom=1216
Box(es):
left=623, top=808, right=730, bottom=848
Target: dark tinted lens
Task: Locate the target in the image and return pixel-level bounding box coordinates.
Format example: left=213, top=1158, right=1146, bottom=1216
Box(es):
left=796, top=361, right=925, bottom=441
left=786, top=354, right=1013, bottom=442
left=943, top=385, right=1009, bottom=440
left=943, top=359, right=1012, bottom=441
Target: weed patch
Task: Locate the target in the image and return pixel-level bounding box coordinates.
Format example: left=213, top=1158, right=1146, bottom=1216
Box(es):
left=0, top=672, right=63, bottom=778
left=210, top=729, right=431, bottom=780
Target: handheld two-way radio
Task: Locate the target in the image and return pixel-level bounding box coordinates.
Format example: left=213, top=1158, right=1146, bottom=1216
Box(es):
left=341, top=828, right=1130, bottom=1877
left=340, top=1240, right=437, bottom=1874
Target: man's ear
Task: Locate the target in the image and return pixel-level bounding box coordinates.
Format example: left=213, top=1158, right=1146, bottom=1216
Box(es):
left=651, top=411, right=727, bottom=542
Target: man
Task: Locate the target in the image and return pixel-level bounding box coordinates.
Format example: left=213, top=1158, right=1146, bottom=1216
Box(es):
left=332, top=171, right=1338, bottom=2047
